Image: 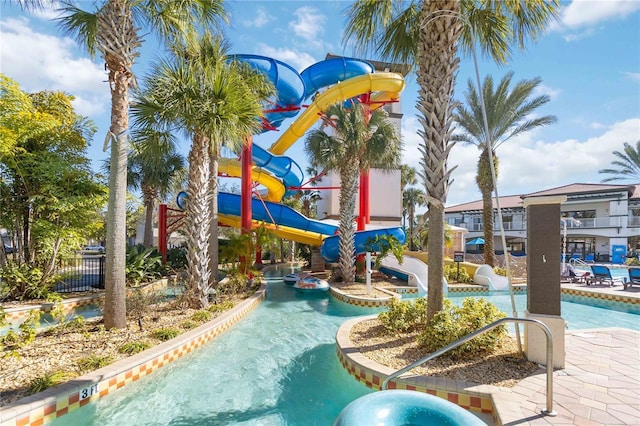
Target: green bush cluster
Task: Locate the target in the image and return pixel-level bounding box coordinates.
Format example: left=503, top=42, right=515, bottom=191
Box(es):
left=0, top=309, right=41, bottom=353
left=192, top=310, right=212, bottom=322
left=125, top=245, right=164, bottom=286
left=28, top=371, right=73, bottom=395
left=443, top=264, right=473, bottom=283
left=151, top=327, right=180, bottom=341
left=77, top=354, right=113, bottom=372
left=118, top=340, right=151, bottom=355
left=493, top=267, right=507, bottom=276
left=625, top=257, right=640, bottom=266
left=378, top=297, right=428, bottom=334
left=0, top=263, right=59, bottom=301
left=418, top=298, right=507, bottom=358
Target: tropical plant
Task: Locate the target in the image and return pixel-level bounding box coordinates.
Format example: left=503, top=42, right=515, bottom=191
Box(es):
left=599, top=141, right=640, bottom=182
left=453, top=72, right=557, bottom=266
left=0, top=77, right=107, bottom=272
left=126, top=128, right=186, bottom=248
left=51, top=0, right=229, bottom=329
left=124, top=245, right=164, bottom=286
left=305, top=102, right=402, bottom=283
left=131, top=33, right=273, bottom=309
left=344, top=0, right=560, bottom=319
left=403, top=187, right=428, bottom=250
left=364, top=234, right=406, bottom=269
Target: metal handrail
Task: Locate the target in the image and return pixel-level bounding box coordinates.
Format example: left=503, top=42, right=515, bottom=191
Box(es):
left=381, top=317, right=557, bottom=417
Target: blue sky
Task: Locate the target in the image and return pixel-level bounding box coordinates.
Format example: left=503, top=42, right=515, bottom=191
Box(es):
left=1, top=1, right=639, bottom=209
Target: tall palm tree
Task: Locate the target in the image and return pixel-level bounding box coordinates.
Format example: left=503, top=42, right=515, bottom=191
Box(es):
left=131, top=33, right=273, bottom=308
left=50, top=0, right=227, bottom=329
left=453, top=72, right=557, bottom=266
left=599, top=141, right=640, bottom=182
left=400, top=164, right=419, bottom=227
left=128, top=129, right=186, bottom=248
left=344, top=0, right=559, bottom=319
left=306, top=102, right=402, bottom=283
left=403, top=186, right=428, bottom=250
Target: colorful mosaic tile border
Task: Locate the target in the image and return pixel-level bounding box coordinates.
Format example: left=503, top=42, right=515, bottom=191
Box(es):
left=335, top=316, right=497, bottom=423
left=3, top=295, right=101, bottom=324
left=0, top=285, right=267, bottom=426
left=329, top=286, right=399, bottom=307
left=561, top=287, right=640, bottom=312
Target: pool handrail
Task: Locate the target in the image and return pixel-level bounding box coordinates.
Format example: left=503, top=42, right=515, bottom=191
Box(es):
left=381, top=317, right=557, bottom=417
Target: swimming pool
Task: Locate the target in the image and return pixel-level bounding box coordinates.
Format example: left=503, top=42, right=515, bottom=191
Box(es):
left=49, top=267, right=639, bottom=425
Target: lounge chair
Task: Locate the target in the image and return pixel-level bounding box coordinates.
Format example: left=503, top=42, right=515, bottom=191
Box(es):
left=561, top=264, right=590, bottom=283
left=588, top=264, right=625, bottom=287
left=625, top=267, right=640, bottom=290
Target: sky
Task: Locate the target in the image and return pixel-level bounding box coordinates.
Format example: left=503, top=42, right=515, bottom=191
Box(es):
left=1, top=0, right=639, bottom=210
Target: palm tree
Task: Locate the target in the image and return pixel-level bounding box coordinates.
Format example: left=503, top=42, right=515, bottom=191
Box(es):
left=128, top=129, right=186, bottom=248
left=403, top=186, right=428, bottom=250
left=344, top=0, right=559, bottom=319
left=306, top=102, right=402, bottom=283
left=599, top=141, right=640, bottom=182
left=400, top=164, right=419, bottom=227
left=131, top=33, right=273, bottom=308
left=48, top=0, right=228, bottom=329
left=453, top=72, right=557, bottom=266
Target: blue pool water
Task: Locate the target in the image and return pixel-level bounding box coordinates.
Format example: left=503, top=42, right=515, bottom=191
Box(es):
left=51, top=266, right=639, bottom=425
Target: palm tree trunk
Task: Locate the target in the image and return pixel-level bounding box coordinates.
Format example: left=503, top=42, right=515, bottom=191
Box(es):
left=417, top=1, right=463, bottom=320
left=478, top=149, right=496, bottom=266
left=185, top=132, right=212, bottom=309
left=338, top=163, right=359, bottom=283
left=209, top=144, right=220, bottom=288
left=103, top=68, right=130, bottom=330
left=143, top=189, right=155, bottom=248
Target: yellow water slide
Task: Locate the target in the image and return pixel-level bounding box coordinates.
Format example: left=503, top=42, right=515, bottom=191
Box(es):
left=218, top=158, right=285, bottom=202
left=218, top=214, right=325, bottom=246
left=269, top=72, right=406, bottom=155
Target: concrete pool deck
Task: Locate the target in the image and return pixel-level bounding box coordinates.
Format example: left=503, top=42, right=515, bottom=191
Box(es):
left=336, top=281, right=640, bottom=425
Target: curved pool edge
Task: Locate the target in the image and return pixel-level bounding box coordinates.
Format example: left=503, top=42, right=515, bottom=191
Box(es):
left=0, top=283, right=268, bottom=426
left=335, top=315, right=499, bottom=425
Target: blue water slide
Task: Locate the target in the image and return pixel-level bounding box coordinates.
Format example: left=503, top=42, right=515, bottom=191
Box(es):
left=320, top=227, right=406, bottom=263
left=300, top=57, right=375, bottom=100
left=218, top=193, right=338, bottom=236
left=252, top=143, right=303, bottom=194
left=231, top=54, right=306, bottom=130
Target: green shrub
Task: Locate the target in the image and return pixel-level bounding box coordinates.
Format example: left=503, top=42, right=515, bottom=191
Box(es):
left=0, top=262, right=59, bottom=301
left=125, top=245, right=164, bottom=286
left=378, top=297, right=428, bottom=334
left=192, top=310, right=212, bottom=322
left=118, top=340, right=151, bottom=355
left=166, top=246, right=188, bottom=271
left=626, top=258, right=640, bottom=266
left=151, top=327, right=180, bottom=341
left=77, top=354, right=113, bottom=372
left=493, top=267, right=507, bottom=276
left=208, top=300, right=234, bottom=313
left=2, top=310, right=42, bottom=351
left=180, top=320, right=198, bottom=330
left=28, top=371, right=73, bottom=394
left=418, top=298, right=507, bottom=358
left=444, top=264, right=473, bottom=283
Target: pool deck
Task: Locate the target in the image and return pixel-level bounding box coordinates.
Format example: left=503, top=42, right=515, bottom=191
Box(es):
left=335, top=281, right=640, bottom=425
left=498, top=282, right=639, bottom=425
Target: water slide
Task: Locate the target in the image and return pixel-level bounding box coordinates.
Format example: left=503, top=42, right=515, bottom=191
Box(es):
left=320, top=227, right=407, bottom=264
left=473, top=264, right=509, bottom=291
left=379, top=254, right=448, bottom=296
left=213, top=56, right=408, bottom=262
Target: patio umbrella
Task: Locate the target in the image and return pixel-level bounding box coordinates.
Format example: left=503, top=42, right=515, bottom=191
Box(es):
left=466, top=237, right=485, bottom=245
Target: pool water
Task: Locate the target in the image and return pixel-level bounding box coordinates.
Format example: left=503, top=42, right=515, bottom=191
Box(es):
left=50, top=266, right=639, bottom=425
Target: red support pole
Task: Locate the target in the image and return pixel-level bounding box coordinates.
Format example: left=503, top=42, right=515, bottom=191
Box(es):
left=159, top=204, right=168, bottom=264
left=241, top=137, right=253, bottom=271
left=357, top=173, right=366, bottom=231
left=241, top=137, right=252, bottom=233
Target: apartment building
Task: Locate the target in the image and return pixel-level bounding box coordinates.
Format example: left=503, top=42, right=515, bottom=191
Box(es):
left=444, top=183, right=640, bottom=264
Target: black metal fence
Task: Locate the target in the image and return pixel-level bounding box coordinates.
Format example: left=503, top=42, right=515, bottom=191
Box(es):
left=54, top=255, right=105, bottom=293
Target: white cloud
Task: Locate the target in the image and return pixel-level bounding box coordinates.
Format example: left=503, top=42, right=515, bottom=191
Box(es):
left=242, top=8, right=274, bottom=28
left=561, top=0, right=640, bottom=29
left=289, top=6, right=325, bottom=48
left=255, top=43, right=317, bottom=72
left=534, top=83, right=561, bottom=100
left=625, top=72, right=640, bottom=82
left=403, top=116, right=640, bottom=207
left=0, top=17, right=109, bottom=117
left=29, top=1, right=62, bottom=20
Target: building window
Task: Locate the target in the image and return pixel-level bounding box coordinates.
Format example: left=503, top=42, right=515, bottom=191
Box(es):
left=562, top=210, right=595, bottom=227
left=472, top=216, right=483, bottom=231
left=502, top=215, right=513, bottom=230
